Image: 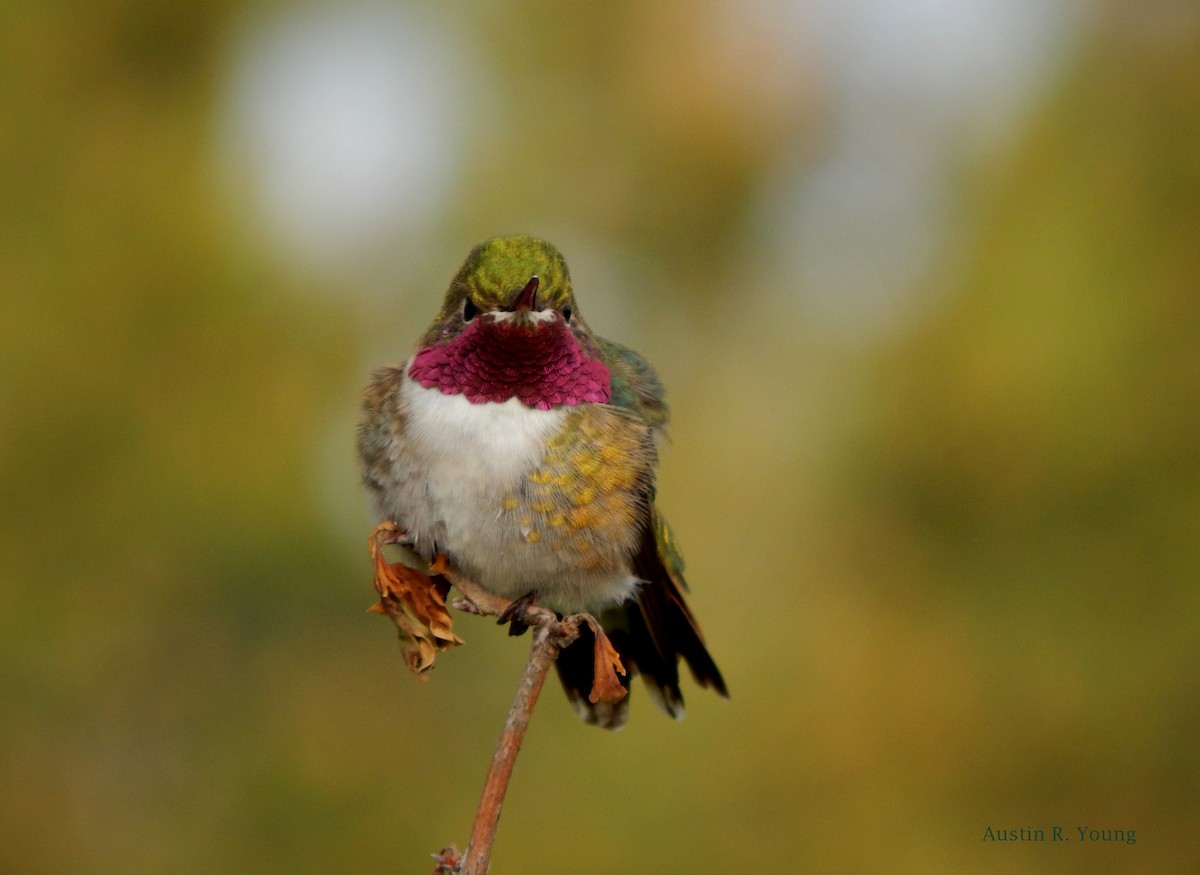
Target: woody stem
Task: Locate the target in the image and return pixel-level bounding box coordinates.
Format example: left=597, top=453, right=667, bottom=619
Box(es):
left=458, top=624, right=561, bottom=875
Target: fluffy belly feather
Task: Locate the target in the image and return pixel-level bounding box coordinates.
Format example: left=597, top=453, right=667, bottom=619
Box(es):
left=389, top=375, right=640, bottom=613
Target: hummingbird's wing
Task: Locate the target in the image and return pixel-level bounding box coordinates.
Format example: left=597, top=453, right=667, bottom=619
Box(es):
left=554, top=340, right=727, bottom=727
left=626, top=505, right=729, bottom=703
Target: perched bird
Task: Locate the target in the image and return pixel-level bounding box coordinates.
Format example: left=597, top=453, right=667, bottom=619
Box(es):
left=357, top=235, right=727, bottom=728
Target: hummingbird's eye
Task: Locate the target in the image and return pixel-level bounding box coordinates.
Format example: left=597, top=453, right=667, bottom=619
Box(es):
left=463, top=298, right=478, bottom=322
left=562, top=305, right=573, bottom=321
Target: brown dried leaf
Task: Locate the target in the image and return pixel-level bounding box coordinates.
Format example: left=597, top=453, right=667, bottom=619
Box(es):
left=583, top=616, right=628, bottom=705
left=368, top=523, right=463, bottom=674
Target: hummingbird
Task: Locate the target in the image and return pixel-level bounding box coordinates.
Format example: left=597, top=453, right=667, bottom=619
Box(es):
left=357, top=235, right=726, bottom=728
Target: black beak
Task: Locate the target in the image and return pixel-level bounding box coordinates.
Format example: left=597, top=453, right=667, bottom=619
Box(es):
left=512, top=275, right=539, bottom=311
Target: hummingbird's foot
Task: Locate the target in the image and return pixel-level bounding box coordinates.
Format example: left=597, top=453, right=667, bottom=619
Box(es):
left=497, top=590, right=540, bottom=637
left=370, top=519, right=414, bottom=549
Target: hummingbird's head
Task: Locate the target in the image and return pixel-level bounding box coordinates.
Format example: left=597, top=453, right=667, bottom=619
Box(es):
left=455, top=234, right=574, bottom=319
left=409, top=236, right=612, bottom=410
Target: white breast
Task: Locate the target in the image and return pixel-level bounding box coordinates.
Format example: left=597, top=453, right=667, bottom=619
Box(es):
left=401, top=370, right=566, bottom=487
left=398, top=368, right=564, bottom=558
left=392, top=366, right=638, bottom=612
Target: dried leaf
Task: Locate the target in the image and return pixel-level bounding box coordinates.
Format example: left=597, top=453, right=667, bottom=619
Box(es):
left=429, top=552, right=453, bottom=576
left=368, top=522, right=463, bottom=674
left=583, top=616, right=628, bottom=705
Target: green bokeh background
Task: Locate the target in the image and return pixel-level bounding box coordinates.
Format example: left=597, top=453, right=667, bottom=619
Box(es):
left=3, top=3, right=1198, bottom=873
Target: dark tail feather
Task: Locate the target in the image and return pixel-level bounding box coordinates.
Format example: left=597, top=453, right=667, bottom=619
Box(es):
left=554, top=515, right=728, bottom=729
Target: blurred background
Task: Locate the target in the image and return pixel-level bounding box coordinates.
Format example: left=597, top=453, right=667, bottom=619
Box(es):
left=3, top=1, right=1198, bottom=872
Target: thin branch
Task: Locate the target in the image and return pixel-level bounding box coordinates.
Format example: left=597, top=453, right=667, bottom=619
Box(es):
left=459, top=621, right=572, bottom=874
left=367, top=527, right=624, bottom=875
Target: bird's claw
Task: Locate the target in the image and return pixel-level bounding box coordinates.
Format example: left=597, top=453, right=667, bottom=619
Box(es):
left=370, top=520, right=415, bottom=550
left=498, top=590, right=540, bottom=637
